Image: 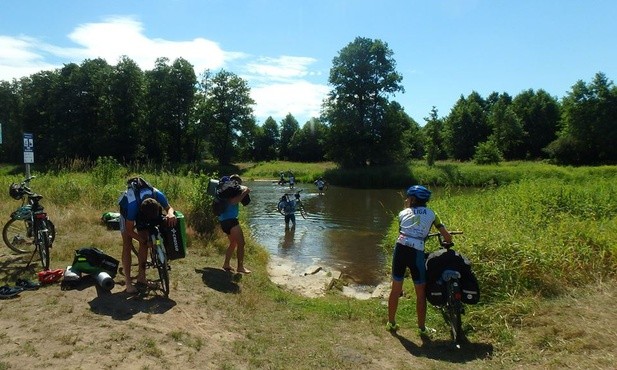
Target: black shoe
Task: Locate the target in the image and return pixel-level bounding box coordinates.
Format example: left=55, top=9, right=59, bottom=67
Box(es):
left=0, top=285, right=22, bottom=299
left=16, top=278, right=41, bottom=291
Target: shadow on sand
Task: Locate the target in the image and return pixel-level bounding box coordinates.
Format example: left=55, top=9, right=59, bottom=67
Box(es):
left=195, top=267, right=241, bottom=294
left=392, top=332, right=493, bottom=363
left=84, top=276, right=176, bottom=320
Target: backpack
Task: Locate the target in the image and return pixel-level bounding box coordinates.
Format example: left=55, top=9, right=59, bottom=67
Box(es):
left=127, top=177, right=154, bottom=204
left=71, top=247, right=120, bottom=277
left=425, top=248, right=480, bottom=305
left=212, top=196, right=228, bottom=216
left=119, top=177, right=155, bottom=217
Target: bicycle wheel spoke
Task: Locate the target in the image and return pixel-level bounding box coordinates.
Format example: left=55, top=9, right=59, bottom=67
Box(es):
left=3, top=219, right=35, bottom=254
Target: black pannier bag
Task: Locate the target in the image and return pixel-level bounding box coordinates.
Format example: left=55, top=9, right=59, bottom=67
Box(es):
left=425, top=248, right=480, bottom=305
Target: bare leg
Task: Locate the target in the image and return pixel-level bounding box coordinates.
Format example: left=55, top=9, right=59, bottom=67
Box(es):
left=136, top=230, right=149, bottom=284
left=388, top=280, right=403, bottom=324
left=230, top=225, right=250, bottom=273
left=223, top=234, right=237, bottom=271
left=121, top=232, right=137, bottom=293
left=414, top=283, right=427, bottom=329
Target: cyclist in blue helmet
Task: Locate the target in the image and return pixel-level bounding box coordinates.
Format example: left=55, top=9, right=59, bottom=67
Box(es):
left=386, top=185, right=452, bottom=336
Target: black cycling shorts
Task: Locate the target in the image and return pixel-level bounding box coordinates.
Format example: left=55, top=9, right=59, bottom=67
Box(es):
left=391, top=243, right=426, bottom=284
left=220, top=218, right=239, bottom=235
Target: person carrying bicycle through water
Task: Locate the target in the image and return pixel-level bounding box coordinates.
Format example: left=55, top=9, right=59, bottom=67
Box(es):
left=118, top=177, right=176, bottom=294
left=386, top=185, right=452, bottom=337
left=277, top=193, right=299, bottom=229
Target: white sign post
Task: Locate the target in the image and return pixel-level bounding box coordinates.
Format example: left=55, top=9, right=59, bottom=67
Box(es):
left=23, top=132, right=34, bottom=178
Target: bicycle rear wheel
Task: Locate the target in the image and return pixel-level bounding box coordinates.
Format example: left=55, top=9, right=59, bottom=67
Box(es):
left=3, top=219, right=34, bottom=254
left=36, top=221, right=51, bottom=270
left=445, top=280, right=464, bottom=345
left=153, top=243, right=170, bottom=297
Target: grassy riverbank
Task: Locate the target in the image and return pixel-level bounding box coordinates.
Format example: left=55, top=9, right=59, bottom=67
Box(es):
left=0, top=161, right=615, bottom=369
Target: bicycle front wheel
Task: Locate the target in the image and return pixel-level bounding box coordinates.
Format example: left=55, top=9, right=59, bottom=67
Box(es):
left=154, top=243, right=170, bottom=298
left=3, top=218, right=35, bottom=254
left=298, top=203, right=307, bottom=219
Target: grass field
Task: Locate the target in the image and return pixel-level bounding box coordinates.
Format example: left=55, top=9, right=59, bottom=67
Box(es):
left=0, top=160, right=615, bottom=369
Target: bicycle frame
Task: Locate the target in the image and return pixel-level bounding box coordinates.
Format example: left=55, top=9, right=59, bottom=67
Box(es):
left=3, top=176, right=55, bottom=269
left=147, top=223, right=170, bottom=298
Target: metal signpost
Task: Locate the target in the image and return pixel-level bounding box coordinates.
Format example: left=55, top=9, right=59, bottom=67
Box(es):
left=23, top=132, right=34, bottom=178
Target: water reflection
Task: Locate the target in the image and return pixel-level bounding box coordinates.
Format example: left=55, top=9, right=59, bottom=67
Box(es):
left=245, top=181, right=405, bottom=285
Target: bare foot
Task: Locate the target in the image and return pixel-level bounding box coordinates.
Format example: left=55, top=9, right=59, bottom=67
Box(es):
left=126, top=284, right=138, bottom=294
left=237, top=268, right=252, bottom=274
left=222, top=265, right=234, bottom=272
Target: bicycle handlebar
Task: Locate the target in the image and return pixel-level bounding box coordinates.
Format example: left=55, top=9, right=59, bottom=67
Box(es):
left=426, top=230, right=463, bottom=248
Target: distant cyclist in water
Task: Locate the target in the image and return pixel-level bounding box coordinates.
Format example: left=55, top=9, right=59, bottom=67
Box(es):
left=314, top=177, right=328, bottom=195
left=288, top=171, right=295, bottom=189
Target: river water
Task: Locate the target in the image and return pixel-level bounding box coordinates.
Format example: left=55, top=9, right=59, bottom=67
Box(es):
left=244, top=180, right=405, bottom=287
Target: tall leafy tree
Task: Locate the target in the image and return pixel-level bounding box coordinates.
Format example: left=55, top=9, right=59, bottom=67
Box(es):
left=423, top=106, right=446, bottom=166
left=512, top=89, right=560, bottom=159
left=444, top=91, right=491, bottom=160
left=144, top=57, right=196, bottom=163
left=322, top=37, right=404, bottom=168
left=487, top=93, right=524, bottom=160
left=547, top=72, right=616, bottom=164
left=198, top=70, right=255, bottom=165
left=0, top=80, right=23, bottom=162
left=279, top=113, right=299, bottom=160
left=253, top=116, right=279, bottom=161
left=107, top=56, right=146, bottom=161
left=288, top=118, right=329, bottom=162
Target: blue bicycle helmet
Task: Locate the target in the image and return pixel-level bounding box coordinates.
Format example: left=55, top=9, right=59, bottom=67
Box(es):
left=406, top=185, right=431, bottom=201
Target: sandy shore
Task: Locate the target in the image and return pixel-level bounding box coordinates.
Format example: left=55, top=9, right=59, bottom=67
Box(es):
left=267, top=255, right=390, bottom=300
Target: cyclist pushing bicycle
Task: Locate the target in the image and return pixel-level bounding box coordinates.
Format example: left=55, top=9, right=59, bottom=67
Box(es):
left=118, top=177, right=176, bottom=294
left=386, top=185, right=452, bottom=337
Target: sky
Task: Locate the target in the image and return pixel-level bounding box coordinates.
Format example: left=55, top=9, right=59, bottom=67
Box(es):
left=1, top=0, right=616, bottom=126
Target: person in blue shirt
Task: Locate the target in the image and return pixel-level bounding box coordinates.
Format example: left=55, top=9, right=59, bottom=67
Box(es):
left=277, top=194, right=297, bottom=229
left=118, top=177, right=176, bottom=294
left=218, top=175, right=252, bottom=274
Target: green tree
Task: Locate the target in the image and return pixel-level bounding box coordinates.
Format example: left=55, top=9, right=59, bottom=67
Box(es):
left=487, top=94, right=524, bottom=160
left=107, top=56, right=146, bottom=161
left=322, top=37, right=404, bottom=168
left=423, top=106, right=445, bottom=166
left=144, top=57, right=196, bottom=163
left=0, top=80, right=23, bottom=162
left=511, top=89, right=560, bottom=159
left=254, top=116, right=279, bottom=161
left=547, top=72, right=617, bottom=164
left=288, top=118, right=329, bottom=162
left=444, top=91, right=491, bottom=160
left=198, top=70, right=255, bottom=165
left=279, top=113, right=299, bottom=160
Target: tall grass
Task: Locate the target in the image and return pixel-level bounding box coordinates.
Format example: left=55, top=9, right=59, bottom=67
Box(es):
left=382, top=176, right=617, bottom=336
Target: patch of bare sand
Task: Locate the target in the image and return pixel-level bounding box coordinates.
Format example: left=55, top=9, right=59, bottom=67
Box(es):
left=267, top=255, right=390, bottom=299
left=0, top=276, right=241, bottom=370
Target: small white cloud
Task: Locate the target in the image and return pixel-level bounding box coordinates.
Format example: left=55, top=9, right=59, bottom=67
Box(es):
left=251, top=81, right=329, bottom=124
left=246, top=55, right=317, bottom=81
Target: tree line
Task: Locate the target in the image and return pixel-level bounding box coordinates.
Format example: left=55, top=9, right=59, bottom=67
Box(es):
left=0, top=37, right=615, bottom=168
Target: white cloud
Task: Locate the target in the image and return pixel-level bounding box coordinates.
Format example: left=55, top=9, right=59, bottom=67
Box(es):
left=251, top=80, right=329, bottom=124
left=0, top=16, right=329, bottom=124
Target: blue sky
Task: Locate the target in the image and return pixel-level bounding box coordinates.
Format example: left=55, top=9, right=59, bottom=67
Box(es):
left=1, top=0, right=616, bottom=125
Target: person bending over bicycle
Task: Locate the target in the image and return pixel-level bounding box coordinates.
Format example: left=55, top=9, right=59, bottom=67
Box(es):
left=118, top=177, right=177, bottom=294
left=386, top=185, right=452, bottom=336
